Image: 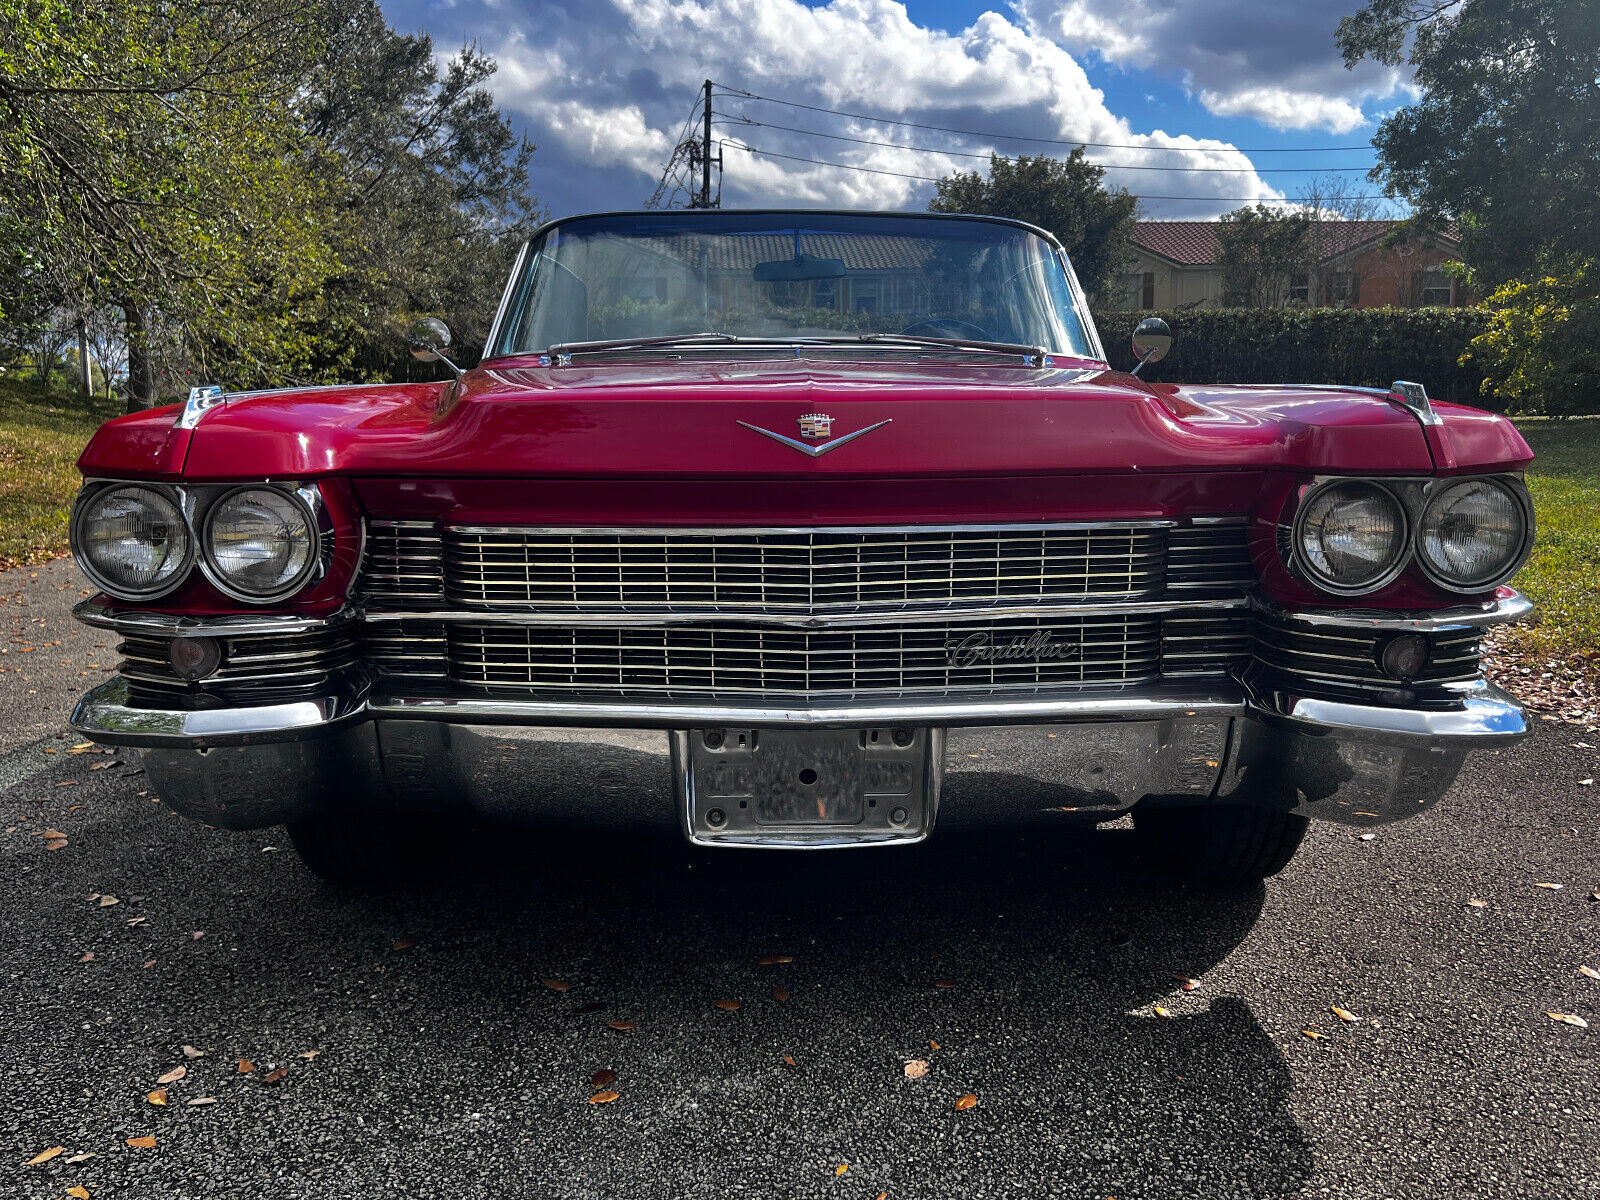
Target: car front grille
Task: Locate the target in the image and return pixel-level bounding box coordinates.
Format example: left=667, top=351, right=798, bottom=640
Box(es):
left=1253, top=621, right=1481, bottom=688
left=117, top=628, right=359, bottom=692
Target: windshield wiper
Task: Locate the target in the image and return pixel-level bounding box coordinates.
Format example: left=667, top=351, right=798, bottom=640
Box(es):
left=841, top=333, right=1051, bottom=361
left=543, top=332, right=831, bottom=358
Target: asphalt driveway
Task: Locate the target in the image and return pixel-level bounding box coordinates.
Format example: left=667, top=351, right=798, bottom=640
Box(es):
left=3, top=558, right=1597, bottom=1198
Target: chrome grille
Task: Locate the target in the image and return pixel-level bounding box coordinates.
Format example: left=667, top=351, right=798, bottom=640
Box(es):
left=117, top=628, right=359, bottom=691
left=363, top=619, right=448, bottom=678
left=440, top=524, right=1173, bottom=611
left=362, top=520, right=444, bottom=603
left=446, top=615, right=1169, bottom=698
left=1162, top=612, right=1255, bottom=678
left=1254, top=621, right=1481, bottom=687
left=1166, top=523, right=1255, bottom=589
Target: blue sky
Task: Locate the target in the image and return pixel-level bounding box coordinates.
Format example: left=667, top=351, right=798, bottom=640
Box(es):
left=378, top=0, right=1409, bottom=222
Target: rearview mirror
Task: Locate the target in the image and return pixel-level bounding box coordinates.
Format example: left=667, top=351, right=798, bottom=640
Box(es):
left=753, top=254, right=848, bottom=283
left=1130, top=317, right=1172, bottom=377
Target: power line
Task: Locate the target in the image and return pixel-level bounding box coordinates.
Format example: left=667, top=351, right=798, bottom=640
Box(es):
left=716, top=114, right=1376, bottom=173
left=714, top=82, right=1375, bottom=154
left=720, top=140, right=1393, bottom=202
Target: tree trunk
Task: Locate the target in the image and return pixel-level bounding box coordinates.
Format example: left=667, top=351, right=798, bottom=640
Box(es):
left=77, top=321, right=92, bottom=398
left=122, top=300, right=156, bottom=412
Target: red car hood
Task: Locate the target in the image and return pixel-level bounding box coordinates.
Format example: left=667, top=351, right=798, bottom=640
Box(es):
left=81, top=357, right=1530, bottom=480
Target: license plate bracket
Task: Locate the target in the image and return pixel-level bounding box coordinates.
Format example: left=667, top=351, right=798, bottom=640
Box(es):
left=676, top=727, right=943, bottom=847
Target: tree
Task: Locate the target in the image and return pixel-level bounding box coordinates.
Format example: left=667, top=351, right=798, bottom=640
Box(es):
left=1337, top=0, right=1600, bottom=287
left=1216, top=205, right=1313, bottom=307
left=1296, top=173, right=1394, bottom=223
left=1467, top=259, right=1600, bottom=416
left=928, top=152, right=1139, bottom=301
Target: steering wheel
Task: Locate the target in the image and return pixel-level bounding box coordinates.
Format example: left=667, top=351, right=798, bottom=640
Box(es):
left=900, top=317, right=993, bottom=341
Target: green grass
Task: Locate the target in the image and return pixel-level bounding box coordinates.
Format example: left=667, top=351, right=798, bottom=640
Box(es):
left=1507, top=418, right=1600, bottom=664
left=0, top=378, right=121, bottom=566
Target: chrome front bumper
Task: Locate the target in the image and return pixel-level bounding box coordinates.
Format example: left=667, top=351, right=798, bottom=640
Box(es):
left=71, top=669, right=1528, bottom=837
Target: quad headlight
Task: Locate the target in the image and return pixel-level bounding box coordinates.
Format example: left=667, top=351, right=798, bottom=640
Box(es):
left=1415, top=477, right=1531, bottom=592
left=71, top=484, right=193, bottom=600
left=1292, top=480, right=1409, bottom=595
left=200, top=486, right=319, bottom=601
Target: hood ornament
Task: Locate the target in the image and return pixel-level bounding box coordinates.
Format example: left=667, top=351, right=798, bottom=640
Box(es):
left=737, top=416, right=891, bottom=458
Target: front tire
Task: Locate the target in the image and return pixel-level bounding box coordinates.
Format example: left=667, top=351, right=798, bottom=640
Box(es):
left=286, top=811, right=464, bottom=889
left=1133, top=802, right=1309, bottom=885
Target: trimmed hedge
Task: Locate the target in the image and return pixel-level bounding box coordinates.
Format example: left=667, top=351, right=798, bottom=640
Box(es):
left=1091, top=307, right=1493, bottom=408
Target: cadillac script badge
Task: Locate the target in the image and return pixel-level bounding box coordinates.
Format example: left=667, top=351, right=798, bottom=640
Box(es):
left=797, top=413, right=833, bottom=439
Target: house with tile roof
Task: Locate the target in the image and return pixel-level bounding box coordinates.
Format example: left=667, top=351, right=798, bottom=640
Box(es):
left=1115, top=220, right=1467, bottom=311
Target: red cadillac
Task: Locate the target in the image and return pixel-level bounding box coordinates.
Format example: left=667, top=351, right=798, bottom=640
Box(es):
left=68, top=210, right=1534, bottom=887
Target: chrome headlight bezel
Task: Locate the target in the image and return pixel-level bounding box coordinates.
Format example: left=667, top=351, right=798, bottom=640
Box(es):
left=70, top=482, right=195, bottom=601
left=197, top=484, right=324, bottom=604
left=1289, top=478, right=1412, bottom=597
left=1413, top=476, right=1535, bottom=594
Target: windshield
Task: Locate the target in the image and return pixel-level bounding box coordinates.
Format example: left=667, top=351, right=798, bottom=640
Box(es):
left=489, top=212, right=1101, bottom=360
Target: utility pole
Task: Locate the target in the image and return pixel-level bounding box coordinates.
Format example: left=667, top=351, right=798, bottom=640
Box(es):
left=688, top=79, right=721, bottom=208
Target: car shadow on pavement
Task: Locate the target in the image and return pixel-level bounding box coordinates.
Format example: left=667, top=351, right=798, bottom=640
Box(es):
left=306, top=822, right=1317, bottom=1197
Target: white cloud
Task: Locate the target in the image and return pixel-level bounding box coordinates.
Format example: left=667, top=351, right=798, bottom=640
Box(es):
left=1017, top=0, right=1409, bottom=134
left=406, top=0, right=1295, bottom=217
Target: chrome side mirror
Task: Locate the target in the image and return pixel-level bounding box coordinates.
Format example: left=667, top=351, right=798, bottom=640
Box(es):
left=408, top=317, right=463, bottom=379
left=1129, top=317, right=1172, bottom=377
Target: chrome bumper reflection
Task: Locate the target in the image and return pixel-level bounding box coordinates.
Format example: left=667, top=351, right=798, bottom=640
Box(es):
left=72, top=672, right=1528, bottom=836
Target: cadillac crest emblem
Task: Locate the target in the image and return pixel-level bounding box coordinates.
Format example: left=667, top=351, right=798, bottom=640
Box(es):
left=797, top=413, right=833, bottom=439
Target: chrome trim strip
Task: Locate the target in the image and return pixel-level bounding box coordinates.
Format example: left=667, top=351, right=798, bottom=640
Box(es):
left=360, top=595, right=1248, bottom=628
left=1260, top=589, right=1532, bottom=633
left=73, top=599, right=353, bottom=638
left=735, top=418, right=892, bottom=458
left=483, top=240, right=530, bottom=357
left=368, top=686, right=1245, bottom=730
left=444, top=520, right=1183, bottom=535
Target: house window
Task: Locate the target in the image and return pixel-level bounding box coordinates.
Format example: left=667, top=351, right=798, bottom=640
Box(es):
left=1418, top=268, right=1453, bottom=306
left=813, top=278, right=836, bottom=310
left=1124, top=272, right=1155, bottom=310
left=1289, top=272, right=1311, bottom=305
left=1326, top=271, right=1361, bottom=308
left=852, top=277, right=880, bottom=314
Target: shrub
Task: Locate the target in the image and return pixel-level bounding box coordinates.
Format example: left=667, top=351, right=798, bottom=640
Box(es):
left=1092, top=307, right=1493, bottom=407
left=1466, top=260, right=1600, bottom=417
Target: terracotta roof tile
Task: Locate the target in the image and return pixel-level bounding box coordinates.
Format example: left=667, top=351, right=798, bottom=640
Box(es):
left=1130, top=219, right=1458, bottom=267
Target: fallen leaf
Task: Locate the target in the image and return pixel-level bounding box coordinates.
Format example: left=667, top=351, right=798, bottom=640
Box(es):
left=146, top=1089, right=167, bottom=1106
left=607, top=1020, right=636, bottom=1032
left=929, top=1039, right=940, bottom=1051
left=64, top=1153, right=95, bottom=1165
left=1580, top=966, right=1600, bottom=980
left=1467, top=899, right=1488, bottom=908
left=25, top=1147, right=64, bottom=1167
left=190, top=931, right=204, bottom=941
left=45, top=838, right=67, bottom=851
left=67, top=1187, right=91, bottom=1199
left=713, top=999, right=741, bottom=1011
left=541, top=978, right=570, bottom=992
left=590, top=1068, right=616, bottom=1089
left=263, top=1067, right=288, bottom=1084
left=1535, top=882, right=1565, bottom=890
left=904, top=1059, right=929, bottom=1079
left=70, top=742, right=92, bottom=751
left=125, top=1136, right=156, bottom=1149
left=142, top=960, right=156, bottom=969
left=1580, top=778, right=1595, bottom=786
left=1152, top=1006, right=1173, bottom=1018
left=955, top=1093, right=978, bottom=1110
left=298, top=1049, right=321, bottom=1060
left=1301, top=1028, right=1323, bottom=1040
left=391, top=939, right=416, bottom=951
left=79, top=952, right=93, bottom=963
left=934, top=979, right=957, bottom=989
left=181, top=1045, right=204, bottom=1059
left=759, top=954, right=793, bottom=965
left=1358, top=833, right=1376, bottom=841
left=782, top=1055, right=796, bottom=1066
left=126, top=916, right=146, bottom=927
left=1548, top=1012, right=1590, bottom=1029
left=772, top=986, right=789, bottom=1002
left=1332, top=1006, right=1359, bottom=1023
left=237, top=1059, right=255, bottom=1074
left=588, top=1090, right=620, bottom=1105
left=97, top=895, right=119, bottom=907
left=187, top=1097, right=217, bottom=1106
left=1175, top=976, right=1201, bottom=992
left=835, top=1164, right=849, bottom=1176
left=156, top=1065, right=186, bottom=1085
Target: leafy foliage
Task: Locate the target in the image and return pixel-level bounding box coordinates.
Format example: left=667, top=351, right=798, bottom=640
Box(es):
left=1337, top=0, right=1600, bottom=287
left=1093, top=306, right=1494, bottom=405
left=1467, top=259, right=1600, bottom=417
left=928, top=152, right=1139, bottom=302
left=0, top=0, right=538, bottom=407
left=1216, top=206, right=1313, bottom=308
